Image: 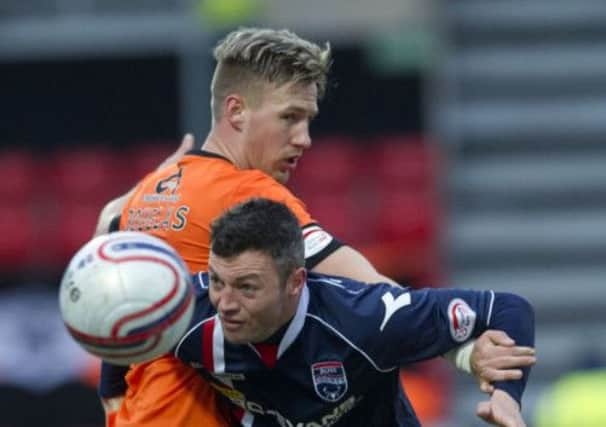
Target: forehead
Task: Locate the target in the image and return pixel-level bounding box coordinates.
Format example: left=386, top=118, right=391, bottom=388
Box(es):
left=259, top=81, right=318, bottom=114
left=209, top=250, right=278, bottom=279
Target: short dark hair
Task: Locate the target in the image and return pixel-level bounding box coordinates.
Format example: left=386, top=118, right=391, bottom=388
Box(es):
left=210, top=198, right=305, bottom=281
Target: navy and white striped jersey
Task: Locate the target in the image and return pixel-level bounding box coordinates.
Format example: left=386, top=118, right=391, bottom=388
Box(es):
left=174, top=272, right=534, bottom=427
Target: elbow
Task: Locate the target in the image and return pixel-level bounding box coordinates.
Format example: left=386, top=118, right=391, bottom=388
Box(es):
left=494, top=292, right=536, bottom=344
left=510, top=293, right=534, bottom=321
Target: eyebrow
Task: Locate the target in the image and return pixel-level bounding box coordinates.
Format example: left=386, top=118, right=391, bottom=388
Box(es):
left=233, top=273, right=262, bottom=283
left=284, top=105, right=318, bottom=119
left=209, top=268, right=260, bottom=283
left=208, top=267, right=221, bottom=280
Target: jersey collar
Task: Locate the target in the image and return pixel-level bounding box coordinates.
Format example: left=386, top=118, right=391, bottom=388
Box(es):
left=276, top=284, right=309, bottom=359
left=186, top=149, right=233, bottom=164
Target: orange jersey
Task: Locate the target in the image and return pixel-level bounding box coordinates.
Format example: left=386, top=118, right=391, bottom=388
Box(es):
left=112, top=150, right=317, bottom=427
left=120, top=151, right=314, bottom=272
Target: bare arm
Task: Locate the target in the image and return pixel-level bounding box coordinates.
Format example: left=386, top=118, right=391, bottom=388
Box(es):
left=311, top=245, right=399, bottom=286
left=93, top=189, right=136, bottom=237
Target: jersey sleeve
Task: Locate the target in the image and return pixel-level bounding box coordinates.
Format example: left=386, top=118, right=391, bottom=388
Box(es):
left=109, top=215, right=121, bottom=232
left=99, top=361, right=129, bottom=398
left=362, top=286, right=533, bottom=364
left=232, top=173, right=343, bottom=269
left=367, top=286, right=496, bottom=365
left=355, top=284, right=534, bottom=404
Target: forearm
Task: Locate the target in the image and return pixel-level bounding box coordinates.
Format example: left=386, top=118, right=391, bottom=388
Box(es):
left=488, top=292, right=535, bottom=405
left=312, top=246, right=399, bottom=286
left=93, top=189, right=134, bottom=237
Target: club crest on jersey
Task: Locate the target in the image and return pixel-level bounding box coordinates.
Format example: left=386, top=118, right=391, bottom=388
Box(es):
left=311, top=361, right=348, bottom=402
left=447, top=298, right=476, bottom=342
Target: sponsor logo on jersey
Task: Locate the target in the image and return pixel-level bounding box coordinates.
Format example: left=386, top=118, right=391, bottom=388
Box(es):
left=447, top=298, right=476, bottom=342
left=214, top=372, right=246, bottom=381
left=311, top=361, right=348, bottom=402
left=380, top=291, right=411, bottom=331
left=303, top=226, right=333, bottom=258
left=210, top=382, right=246, bottom=401
left=155, top=167, right=183, bottom=195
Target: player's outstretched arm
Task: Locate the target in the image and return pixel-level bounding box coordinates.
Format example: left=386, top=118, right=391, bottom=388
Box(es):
left=314, top=246, right=537, bottom=393
left=93, top=134, right=196, bottom=237
left=476, top=389, right=527, bottom=427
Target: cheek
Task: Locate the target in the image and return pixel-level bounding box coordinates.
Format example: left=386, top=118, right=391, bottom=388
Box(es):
left=208, top=290, right=218, bottom=308
left=248, top=297, right=281, bottom=327
left=258, top=140, right=284, bottom=164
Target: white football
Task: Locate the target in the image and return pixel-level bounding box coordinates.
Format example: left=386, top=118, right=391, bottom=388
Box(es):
left=59, top=231, right=194, bottom=366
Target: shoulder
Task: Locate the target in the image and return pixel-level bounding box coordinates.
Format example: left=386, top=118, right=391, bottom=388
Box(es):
left=190, top=272, right=215, bottom=316
left=235, top=169, right=291, bottom=194
left=307, top=272, right=399, bottom=296
left=233, top=172, right=313, bottom=225
left=305, top=272, right=404, bottom=324
left=306, top=272, right=371, bottom=295
left=304, top=274, right=412, bottom=364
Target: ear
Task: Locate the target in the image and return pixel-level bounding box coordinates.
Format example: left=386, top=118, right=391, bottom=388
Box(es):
left=224, top=94, right=247, bottom=131
left=287, top=267, right=307, bottom=297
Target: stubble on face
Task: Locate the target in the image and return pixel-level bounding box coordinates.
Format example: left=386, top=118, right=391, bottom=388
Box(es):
left=209, top=250, right=289, bottom=344
left=242, top=82, right=318, bottom=184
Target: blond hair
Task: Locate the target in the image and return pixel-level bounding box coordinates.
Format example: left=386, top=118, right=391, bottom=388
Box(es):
left=210, top=27, right=332, bottom=122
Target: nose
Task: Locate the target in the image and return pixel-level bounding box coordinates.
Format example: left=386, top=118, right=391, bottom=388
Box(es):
left=215, top=286, right=239, bottom=315
left=292, top=122, right=312, bottom=149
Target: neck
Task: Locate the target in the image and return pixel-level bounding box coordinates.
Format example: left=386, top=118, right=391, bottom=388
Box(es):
left=202, top=129, right=247, bottom=169
left=256, top=295, right=300, bottom=344
left=262, top=318, right=292, bottom=345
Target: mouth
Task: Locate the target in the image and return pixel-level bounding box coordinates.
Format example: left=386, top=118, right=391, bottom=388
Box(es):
left=283, top=156, right=299, bottom=171
left=220, top=317, right=244, bottom=331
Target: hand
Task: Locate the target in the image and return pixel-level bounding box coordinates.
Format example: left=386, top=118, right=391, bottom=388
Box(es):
left=471, top=330, right=536, bottom=394
left=477, top=389, right=526, bottom=427
left=156, top=134, right=196, bottom=171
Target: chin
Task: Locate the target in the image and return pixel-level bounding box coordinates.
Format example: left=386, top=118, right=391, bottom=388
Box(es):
left=274, top=171, right=290, bottom=184
left=224, top=333, right=246, bottom=345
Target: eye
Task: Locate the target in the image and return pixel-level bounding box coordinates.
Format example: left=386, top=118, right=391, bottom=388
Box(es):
left=240, top=283, right=256, bottom=296
left=281, top=113, right=298, bottom=123
left=209, top=274, right=223, bottom=290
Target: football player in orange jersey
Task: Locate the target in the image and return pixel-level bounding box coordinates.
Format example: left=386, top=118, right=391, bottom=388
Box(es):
left=95, top=28, right=536, bottom=427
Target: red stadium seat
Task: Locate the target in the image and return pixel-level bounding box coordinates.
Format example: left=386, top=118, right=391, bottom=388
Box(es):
left=289, top=136, right=361, bottom=196
left=301, top=189, right=377, bottom=246
left=376, top=191, right=439, bottom=244
left=301, top=192, right=352, bottom=242
left=0, top=150, right=36, bottom=203
left=125, top=141, right=177, bottom=184
left=45, top=146, right=129, bottom=205
left=0, top=203, right=34, bottom=270
left=54, top=202, right=103, bottom=263
left=372, top=135, right=440, bottom=191
left=372, top=190, right=443, bottom=284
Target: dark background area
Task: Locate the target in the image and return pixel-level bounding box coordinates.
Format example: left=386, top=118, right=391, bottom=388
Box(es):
left=1, top=45, right=422, bottom=149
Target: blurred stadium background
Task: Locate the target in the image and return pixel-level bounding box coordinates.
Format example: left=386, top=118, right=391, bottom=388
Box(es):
left=1, top=0, right=605, bottom=426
